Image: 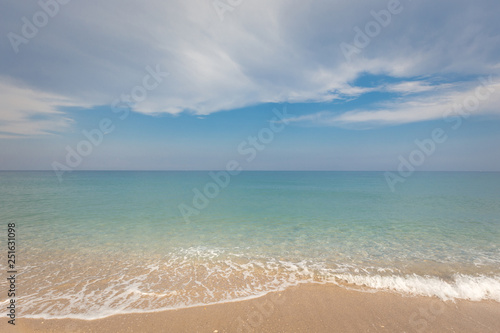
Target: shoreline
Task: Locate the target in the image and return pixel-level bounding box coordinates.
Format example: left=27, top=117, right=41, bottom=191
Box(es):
left=5, top=283, right=500, bottom=333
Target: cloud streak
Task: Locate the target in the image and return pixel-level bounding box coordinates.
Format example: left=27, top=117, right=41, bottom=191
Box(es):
left=284, top=78, right=500, bottom=127
left=0, top=79, right=89, bottom=138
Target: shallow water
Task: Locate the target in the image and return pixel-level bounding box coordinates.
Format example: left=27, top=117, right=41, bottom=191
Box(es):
left=1, top=171, right=499, bottom=319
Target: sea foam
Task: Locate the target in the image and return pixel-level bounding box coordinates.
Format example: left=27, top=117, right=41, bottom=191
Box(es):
left=12, top=252, right=500, bottom=320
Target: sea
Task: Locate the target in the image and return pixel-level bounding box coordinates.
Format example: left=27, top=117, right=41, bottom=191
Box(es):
left=1, top=171, right=499, bottom=320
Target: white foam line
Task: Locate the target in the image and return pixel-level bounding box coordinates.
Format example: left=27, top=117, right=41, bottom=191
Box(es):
left=21, top=288, right=289, bottom=321
left=333, top=273, right=500, bottom=302
left=16, top=247, right=500, bottom=321
left=22, top=273, right=500, bottom=321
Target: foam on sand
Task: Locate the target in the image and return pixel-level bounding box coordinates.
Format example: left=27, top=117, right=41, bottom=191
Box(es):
left=9, top=248, right=500, bottom=320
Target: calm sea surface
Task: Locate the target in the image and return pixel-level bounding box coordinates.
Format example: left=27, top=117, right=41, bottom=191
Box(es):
left=1, top=171, right=499, bottom=319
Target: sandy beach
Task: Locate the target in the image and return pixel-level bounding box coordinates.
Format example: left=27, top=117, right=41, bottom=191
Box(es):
left=4, top=283, right=499, bottom=333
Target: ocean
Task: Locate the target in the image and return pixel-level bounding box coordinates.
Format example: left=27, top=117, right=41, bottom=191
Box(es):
left=1, top=171, right=499, bottom=320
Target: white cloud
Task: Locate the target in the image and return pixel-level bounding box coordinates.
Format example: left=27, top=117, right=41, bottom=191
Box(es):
left=285, top=79, right=500, bottom=127
left=1, top=0, right=500, bottom=134
left=383, top=81, right=449, bottom=95
left=0, top=79, right=88, bottom=138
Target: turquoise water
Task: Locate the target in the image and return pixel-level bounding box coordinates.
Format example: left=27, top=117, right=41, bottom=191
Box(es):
left=1, top=171, right=499, bottom=319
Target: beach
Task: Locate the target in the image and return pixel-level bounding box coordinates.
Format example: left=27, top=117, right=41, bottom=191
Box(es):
left=1, top=171, right=499, bottom=332
left=3, top=0, right=500, bottom=331
left=4, top=283, right=500, bottom=332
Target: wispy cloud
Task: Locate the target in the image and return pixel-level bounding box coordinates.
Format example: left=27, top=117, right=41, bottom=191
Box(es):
left=383, top=81, right=451, bottom=95
left=0, top=79, right=87, bottom=138
left=285, top=79, right=500, bottom=127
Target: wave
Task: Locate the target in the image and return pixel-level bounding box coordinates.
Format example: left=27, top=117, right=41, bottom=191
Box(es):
left=3, top=247, right=499, bottom=320
left=332, top=273, right=500, bottom=302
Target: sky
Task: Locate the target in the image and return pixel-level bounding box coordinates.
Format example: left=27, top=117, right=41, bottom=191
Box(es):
left=1, top=0, right=499, bottom=171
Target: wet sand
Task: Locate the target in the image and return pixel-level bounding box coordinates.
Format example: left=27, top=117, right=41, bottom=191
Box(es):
left=4, top=283, right=500, bottom=332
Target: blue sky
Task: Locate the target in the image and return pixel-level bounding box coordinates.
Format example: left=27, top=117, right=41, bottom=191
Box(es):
left=1, top=0, right=499, bottom=171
